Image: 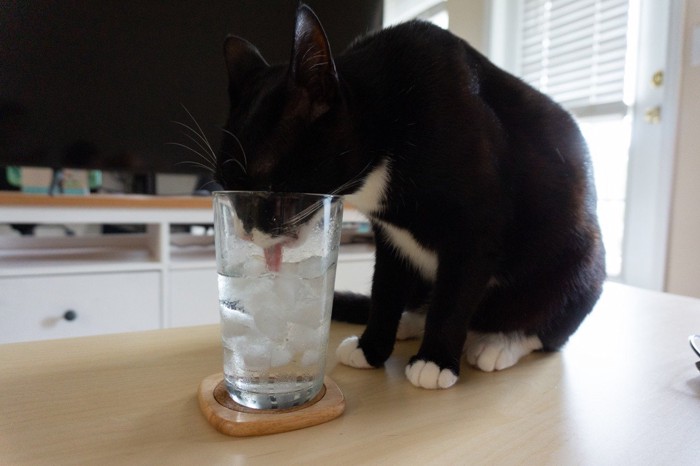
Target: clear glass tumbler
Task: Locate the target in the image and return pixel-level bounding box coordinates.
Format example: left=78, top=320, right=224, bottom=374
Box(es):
left=213, top=191, right=343, bottom=410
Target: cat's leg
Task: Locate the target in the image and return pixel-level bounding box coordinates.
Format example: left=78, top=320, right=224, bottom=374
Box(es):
left=405, top=251, right=493, bottom=389
left=465, top=250, right=604, bottom=372
left=464, top=285, right=546, bottom=372
left=464, top=331, right=543, bottom=372
left=535, top=271, right=604, bottom=351
left=337, top=235, right=417, bottom=369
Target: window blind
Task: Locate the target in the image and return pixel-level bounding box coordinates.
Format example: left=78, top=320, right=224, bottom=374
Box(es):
left=519, top=0, right=630, bottom=114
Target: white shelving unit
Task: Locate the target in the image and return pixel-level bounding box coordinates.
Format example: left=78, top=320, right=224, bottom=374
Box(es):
left=0, top=193, right=374, bottom=343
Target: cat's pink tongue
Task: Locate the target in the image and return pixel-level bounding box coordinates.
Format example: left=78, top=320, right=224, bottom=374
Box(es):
left=264, top=243, right=283, bottom=272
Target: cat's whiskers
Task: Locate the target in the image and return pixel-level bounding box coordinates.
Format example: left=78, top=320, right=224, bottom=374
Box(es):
left=174, top=160, right=215, bottom=174
left=180, top=104, right=218, bottom=165
left=278, top=160, right=373, bottom=229
left=167, top=142, right=215, bottom=173
left=281, top=200, right=324, bottom=230
left=336, top=149, right=355, bottom=157
left=331, top=177, right=365, bottom=196
left=196, top=179, right=220, bottom=191
left=330, top=160, right=374, bottom=196
left=400, top=85, right=415, bottom=95
left=181, top=130, right=216, bottom=163
left=220, top=127, right=248, bottom=173
left=168, top=128, right=216, bottom=168
left=222, top=157, right=247, bottom=175
left=169, top=105, right=219, bottom=174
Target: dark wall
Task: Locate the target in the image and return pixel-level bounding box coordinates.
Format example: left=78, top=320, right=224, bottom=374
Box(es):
left=0, top=1, right=382, bottom=173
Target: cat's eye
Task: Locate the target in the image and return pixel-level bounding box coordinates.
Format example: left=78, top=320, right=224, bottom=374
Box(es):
left=690, top=335, right=700, bottom=371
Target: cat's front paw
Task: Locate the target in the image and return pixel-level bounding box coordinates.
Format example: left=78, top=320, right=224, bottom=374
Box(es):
left=405, top=359, right=458, bottom=389
left=336, top=336, right=373, bottom=369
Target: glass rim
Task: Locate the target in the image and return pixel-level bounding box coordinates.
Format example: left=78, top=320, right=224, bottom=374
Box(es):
left=212, top=190, right=342, bottom=202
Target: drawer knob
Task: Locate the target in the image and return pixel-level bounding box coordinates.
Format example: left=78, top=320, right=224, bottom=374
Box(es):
left=63, top=310, right=78, bottom=321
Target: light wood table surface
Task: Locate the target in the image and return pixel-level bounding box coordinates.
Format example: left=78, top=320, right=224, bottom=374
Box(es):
left=1, top=282, right=699, bottom=465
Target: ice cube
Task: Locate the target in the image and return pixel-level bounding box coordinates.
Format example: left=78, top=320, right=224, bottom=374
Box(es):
left=234, top=275, right=275, bottom=316
left=297, top=256, right=327, bottom=279
left=219, top=275, right=258, bottom=306
left=240, top=336, right=272, bottom=371
left=221, top=260, right=246, bottom=277
left=287, top=302, right=323, bottom=329
left=272, top=273, right=300, bottom=305
left=254, top=311, right=288, bottom=342
left=301, top=348, right=321, bottom=366
left=243, top=348, right=271, bottom=371
left=270, top=345, right=293, bottom=367
left=243, top=256, right=267, bottom=276
left=278, top=261, right=299, bottom=276
left=287, top=323, right=321, bottom=352
left=220, top=305, right=255, bottom=338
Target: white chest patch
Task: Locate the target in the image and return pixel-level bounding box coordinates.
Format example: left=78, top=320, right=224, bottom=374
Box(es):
left=344, top=159, right=438, bottom=281
left=344, top=159, right=390, bottom=214
left=378, top=221, right=438, bottom=281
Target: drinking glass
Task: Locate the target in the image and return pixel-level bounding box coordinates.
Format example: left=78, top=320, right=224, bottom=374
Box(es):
left=213, top=191, right=343, bottom=410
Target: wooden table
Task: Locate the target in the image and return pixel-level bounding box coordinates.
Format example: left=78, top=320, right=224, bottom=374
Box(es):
left=1, top=282, right=698, bottom=464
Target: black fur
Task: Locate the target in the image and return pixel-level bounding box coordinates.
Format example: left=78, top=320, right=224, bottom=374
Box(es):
left=217, top=5, right=605, bottom=381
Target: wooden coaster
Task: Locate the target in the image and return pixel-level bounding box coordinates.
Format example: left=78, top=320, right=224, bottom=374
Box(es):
left=197, top=373, right=345, bottom=437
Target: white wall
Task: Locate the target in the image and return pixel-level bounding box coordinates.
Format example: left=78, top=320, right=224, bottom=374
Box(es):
left=383, top=0, right=487, bottom=51
left=447, top=0, right=487, bottom=52
left=665, top=0, right=700, bottom=297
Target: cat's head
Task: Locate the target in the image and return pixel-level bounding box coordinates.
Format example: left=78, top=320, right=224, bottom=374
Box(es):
left=216, top=4, right=368, bottom=196
left=217, top=5, right=368, bottom=254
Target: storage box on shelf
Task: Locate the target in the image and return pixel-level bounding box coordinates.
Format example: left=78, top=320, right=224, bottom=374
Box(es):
left=0, top=193, right=374, bottom=343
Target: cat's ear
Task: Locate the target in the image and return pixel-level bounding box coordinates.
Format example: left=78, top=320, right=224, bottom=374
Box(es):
left=288, top=4, right=338, bottom=118
left=224, top=36, right=269, bottom=104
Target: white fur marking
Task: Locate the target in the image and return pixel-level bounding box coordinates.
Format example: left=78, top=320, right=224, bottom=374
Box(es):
left=405, top=360, right=458, bottom=389
left=464, top=331, right=543, bottom=372
left=234, top=205, right=323, bottom=250
left=378, top=222, right=438, bottom=281
left=345, top=159, right=390, bottom=215
left=336, top=336, right=373, bottom=369
left=344, top=159, right=438, bottom=280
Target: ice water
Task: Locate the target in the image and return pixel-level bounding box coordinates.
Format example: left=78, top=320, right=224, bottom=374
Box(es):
left=218, top=255, right=335, bottom=409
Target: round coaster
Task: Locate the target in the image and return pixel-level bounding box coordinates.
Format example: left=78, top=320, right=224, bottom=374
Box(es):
left=197, top=373, right=345, bottom=437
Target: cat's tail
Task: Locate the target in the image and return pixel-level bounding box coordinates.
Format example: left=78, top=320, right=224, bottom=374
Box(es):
left=332, top=291, right=370, bottom=324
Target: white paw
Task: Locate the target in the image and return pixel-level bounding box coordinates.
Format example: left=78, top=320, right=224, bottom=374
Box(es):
left=396, top=311, right=425, bottom=340
left=405, top=359, right=458, bottom=389
left=464, top=331, right=543, bottom=372
left=336, top=336, right=373, bottom=368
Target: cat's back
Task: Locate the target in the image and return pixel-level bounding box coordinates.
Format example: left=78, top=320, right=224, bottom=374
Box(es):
left=345, top=20, right=465, bottom=58
left=338, top=21, right=481, bottom=91
left=339, top=21, right=562, bottom=114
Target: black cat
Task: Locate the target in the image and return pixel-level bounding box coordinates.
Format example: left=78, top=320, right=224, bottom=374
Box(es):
left=216, top=4, right=606, bottom=389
